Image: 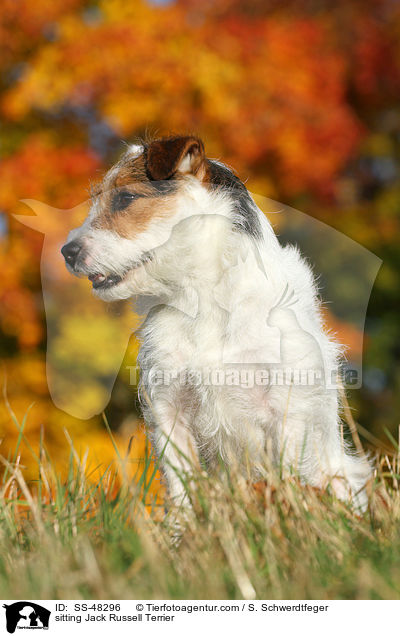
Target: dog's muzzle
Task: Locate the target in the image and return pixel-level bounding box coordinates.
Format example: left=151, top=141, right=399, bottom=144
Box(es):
left=62, top=238, right=153, bottom=291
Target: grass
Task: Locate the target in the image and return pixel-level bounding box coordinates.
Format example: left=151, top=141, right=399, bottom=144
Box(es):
left=1, top=404, right=400, bottom=600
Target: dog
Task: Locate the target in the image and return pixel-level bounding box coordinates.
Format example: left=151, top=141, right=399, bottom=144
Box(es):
left=62, top=135, right=372, bottom=511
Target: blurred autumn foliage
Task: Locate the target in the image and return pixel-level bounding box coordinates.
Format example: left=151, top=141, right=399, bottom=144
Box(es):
left=1, top=0, right=400, bottom=481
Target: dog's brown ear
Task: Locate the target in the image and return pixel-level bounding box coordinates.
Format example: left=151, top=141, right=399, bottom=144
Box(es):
left=146, top=136, right=205, bottom=181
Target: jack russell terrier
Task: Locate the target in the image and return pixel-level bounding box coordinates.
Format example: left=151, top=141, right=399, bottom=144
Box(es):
left=62, top=135, right=371, bottom=511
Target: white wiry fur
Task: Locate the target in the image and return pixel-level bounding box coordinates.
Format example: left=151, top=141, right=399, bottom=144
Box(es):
left=63, top=140, right=372, bottom=511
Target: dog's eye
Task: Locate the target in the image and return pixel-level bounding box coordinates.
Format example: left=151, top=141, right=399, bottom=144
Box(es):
left=111, top=190, right=142, bottom=212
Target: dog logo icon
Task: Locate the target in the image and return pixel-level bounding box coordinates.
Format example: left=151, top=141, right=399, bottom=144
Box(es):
left=2, top=602, right=50, bottom=633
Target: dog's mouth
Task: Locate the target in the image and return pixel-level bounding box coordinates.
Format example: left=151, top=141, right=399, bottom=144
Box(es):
left=88, top=272, right=122, bottom=290
left=87, top=252, right=152, bottom=290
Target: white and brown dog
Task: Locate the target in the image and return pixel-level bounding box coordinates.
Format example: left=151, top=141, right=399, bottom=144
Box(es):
left=62, top=135, right=371, bottom=510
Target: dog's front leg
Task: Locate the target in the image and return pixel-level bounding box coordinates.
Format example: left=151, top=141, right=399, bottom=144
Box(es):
left=149, top=399, right=200, bottom=509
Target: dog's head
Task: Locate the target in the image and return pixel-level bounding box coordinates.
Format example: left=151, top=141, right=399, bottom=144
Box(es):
left=61, top=135, right=261, bottom=300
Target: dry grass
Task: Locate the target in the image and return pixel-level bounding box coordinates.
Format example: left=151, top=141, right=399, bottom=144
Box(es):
left=1, top=404, right=400, bottom=600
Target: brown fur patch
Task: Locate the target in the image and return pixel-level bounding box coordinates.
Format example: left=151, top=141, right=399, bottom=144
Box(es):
left=91, top=149, right=179, bottom=239
left=103, top=195, right=178, bottom=239
left=146, top=136, right=205, bottom=181
left=113, top=152, right=148, bottom=188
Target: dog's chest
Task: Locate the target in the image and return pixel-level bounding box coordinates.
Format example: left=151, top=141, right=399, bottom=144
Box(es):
left=141, top=306, right=276, bottom=420
left=147, top=304, right=228, bottom=369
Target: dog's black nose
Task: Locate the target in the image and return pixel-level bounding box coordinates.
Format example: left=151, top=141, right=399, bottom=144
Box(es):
left=61, top=240, right=81, bottom=267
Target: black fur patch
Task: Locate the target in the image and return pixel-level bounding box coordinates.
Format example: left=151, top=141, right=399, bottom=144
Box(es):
left=207, top=160, right=262, bottom=239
